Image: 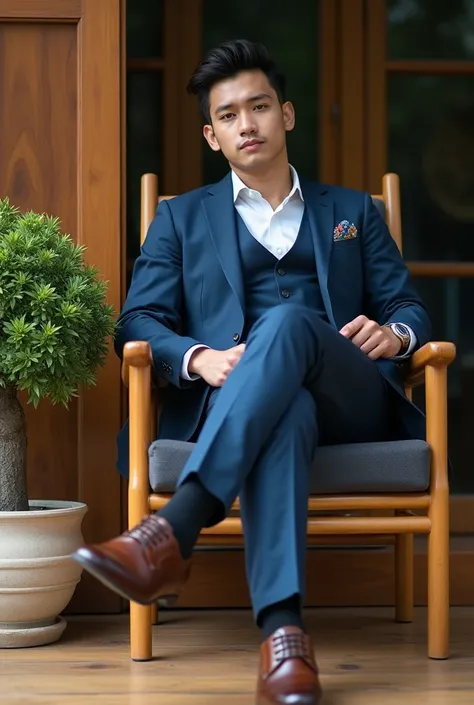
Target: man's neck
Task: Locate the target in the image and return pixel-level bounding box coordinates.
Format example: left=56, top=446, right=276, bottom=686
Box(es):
left=232, top=161, right=293, bottom=210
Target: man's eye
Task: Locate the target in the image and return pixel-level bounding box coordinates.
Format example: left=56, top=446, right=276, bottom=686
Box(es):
left=254, top=104, right=267, bottom=111
left=220, top=113, right=234, bottom=120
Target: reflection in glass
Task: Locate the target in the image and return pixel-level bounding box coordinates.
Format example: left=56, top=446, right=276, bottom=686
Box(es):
left=388, top=74, right=474, bottom=260
left=388, top=0, right=474, bottom=60
left=411, top=278, right=473, bottom=493
left=126, top=0, right=163, bottom=59
left=201, top=0, right=319, bottom=184
left=126, top=73, right=163, bottom=267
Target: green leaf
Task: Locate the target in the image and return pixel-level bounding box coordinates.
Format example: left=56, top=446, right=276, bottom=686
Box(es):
left=0, top=197, right=117, bottom=406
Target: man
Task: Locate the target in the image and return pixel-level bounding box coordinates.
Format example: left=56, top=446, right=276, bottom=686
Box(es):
left=73, top=40, right=430, bottom=705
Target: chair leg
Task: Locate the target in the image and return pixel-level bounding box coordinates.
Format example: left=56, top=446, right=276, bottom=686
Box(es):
left=395, top=530, right=414, bottom=623
left=130, top=602, right=153, bottom=661
left=428, top=496, right=450, bottom=659
left=151, top=602, right=159, bottom=625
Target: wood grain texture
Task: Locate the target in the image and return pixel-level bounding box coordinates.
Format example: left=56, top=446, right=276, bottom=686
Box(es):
left=0, top=21, right=79, bottom=505
left=2, top=609, right=474, bottom=703
left=0, top=1, right=123, bottom=613
left=0, top=0, right=82, bottom=20
left=72, top=0, right=123, bottom=613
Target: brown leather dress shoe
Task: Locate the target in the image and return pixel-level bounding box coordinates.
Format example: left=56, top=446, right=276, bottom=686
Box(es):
left=256, top=626, right=322, bottom=705
left=71, top=515, right=191, bottom=605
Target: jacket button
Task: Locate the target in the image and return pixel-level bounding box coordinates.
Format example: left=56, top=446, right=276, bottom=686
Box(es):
left=281, top=289, right=290, bottom=299
left=277, top=268, right=286, bottom=276
left=233, top=333, right=240, bottom=342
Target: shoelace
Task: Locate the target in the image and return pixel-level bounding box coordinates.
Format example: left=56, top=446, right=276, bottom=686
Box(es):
left=124, top=515, right=169, bottom=550
left=272, top=631, right=312, bottom=664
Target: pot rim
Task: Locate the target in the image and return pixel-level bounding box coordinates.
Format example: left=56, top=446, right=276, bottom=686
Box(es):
left=0, top=500, right=88, bottom=519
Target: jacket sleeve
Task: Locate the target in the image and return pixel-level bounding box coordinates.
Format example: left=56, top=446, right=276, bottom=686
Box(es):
left=114, top=199, right=204, bottom=388
left=361, top=193, right=432, bottom=351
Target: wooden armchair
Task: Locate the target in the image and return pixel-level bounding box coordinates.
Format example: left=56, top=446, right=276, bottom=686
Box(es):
left=123, top=172, right=456, bottom=662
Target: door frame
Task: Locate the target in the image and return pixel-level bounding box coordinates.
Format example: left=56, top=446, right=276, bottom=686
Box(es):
left=122, top=0, right=474, bottom=608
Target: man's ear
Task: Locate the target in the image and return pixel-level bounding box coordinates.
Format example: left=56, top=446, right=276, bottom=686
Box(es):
left=282, top=101, right=295, bottom=133
left=203, top=124, right=221, bottom=152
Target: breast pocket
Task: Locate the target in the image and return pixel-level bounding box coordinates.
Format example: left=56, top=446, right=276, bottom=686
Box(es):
left=332, top=238, right=360, bottom=252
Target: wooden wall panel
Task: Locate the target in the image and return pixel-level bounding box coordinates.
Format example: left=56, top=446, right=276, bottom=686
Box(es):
left=0, top=21, right=79, bottom=506
left=0, top=0, right=123, bottom=614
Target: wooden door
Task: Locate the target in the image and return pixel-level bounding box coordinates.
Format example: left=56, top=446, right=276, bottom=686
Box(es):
left=0, top=0, right=123, bottom=613
left=123, top=0, right=474, bottom=608
left=320, top=0, right=474, bottom=606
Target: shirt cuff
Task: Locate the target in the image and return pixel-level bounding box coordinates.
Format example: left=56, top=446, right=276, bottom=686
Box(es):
left=181, top=344, right=210, bottom=380
left=391, top=324, right=417, bottom=360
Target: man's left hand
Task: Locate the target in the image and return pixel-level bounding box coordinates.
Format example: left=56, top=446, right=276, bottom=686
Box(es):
left=339, top=315, right=402, bottom=360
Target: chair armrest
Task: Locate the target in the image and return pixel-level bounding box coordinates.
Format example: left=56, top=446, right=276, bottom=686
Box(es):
left=123, top=341, right=155, bottom=524
left=405, top=341, right=456, bottom=388
left=122, top=341, right=153, bottom=387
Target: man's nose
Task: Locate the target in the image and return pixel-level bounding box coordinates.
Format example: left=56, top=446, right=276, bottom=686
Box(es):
left=239, top=113, right=257, bottom=136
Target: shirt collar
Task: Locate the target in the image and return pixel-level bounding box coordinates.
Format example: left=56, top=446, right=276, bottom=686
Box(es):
left=231, top=164, right=304, bottom=204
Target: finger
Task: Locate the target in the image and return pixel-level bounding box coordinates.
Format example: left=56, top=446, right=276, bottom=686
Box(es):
left=339, top=315, right=368, bottom=338
left=226, top=354, right=242, bottom=368
left=351, top=321, right=379, bottom=348
left=216, top=370, right=230, bottom=386
left=359, top=328, right=385, bottom=354
left=367, top=342, right=387, bottom=361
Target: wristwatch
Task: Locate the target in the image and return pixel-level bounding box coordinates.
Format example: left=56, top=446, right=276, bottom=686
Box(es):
left=386, top=322, right=411, bottom=356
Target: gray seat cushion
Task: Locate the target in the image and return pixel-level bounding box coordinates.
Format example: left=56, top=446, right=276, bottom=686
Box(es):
left=149, top=439, right=430, bottom=494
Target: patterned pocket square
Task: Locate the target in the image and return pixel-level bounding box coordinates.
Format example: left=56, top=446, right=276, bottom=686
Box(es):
left=333, top=220, right=358, bottom=241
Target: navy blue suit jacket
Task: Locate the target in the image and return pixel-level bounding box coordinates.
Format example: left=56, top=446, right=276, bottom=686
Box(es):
left=115, top=174, right=431, bottom=477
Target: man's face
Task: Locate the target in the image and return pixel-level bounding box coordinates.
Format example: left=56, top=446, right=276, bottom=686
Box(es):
left=203, top=69, right=295, bottom=174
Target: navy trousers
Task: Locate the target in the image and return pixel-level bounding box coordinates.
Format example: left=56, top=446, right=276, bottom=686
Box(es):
left=178, top=304, right=390, bottom=619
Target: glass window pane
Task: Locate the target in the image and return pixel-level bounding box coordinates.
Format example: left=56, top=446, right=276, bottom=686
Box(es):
left=201, top=0, right=319, bottom=184
left=388, top=0, right=474, bottom=60
left=388, top=74, right=474, bottom=261
left=127, top=0, right=163, bottom=59
left=126, top=73, right=163, bottom=270
left=411, top=277, right=472, bottom=493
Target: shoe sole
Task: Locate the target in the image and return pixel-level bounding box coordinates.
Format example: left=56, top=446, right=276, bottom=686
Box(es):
left=72, top=550, right=178, bottom=606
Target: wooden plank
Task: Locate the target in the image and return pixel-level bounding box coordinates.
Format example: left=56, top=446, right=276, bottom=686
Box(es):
left=339, top=0, right=365, bottom=189
left=2, top=609, right=474, bottom=702
left=162, top=0, right=182, bottom=194
left=386, top=59, right=474, bottom=74
left=0, top=0, right=82, bottom=20
left=407, top=262, right=474, bottom=277
left=0, top=22, right=80, bottom=512
left=174, top=537, right=474, bottom=608
left=178, top=0, right=202, bottom=192
left=70, top=0, right=123, bottom=613
left=366, top=0, right=387, bottom=194
left=319, top=0, right=339, bottom=184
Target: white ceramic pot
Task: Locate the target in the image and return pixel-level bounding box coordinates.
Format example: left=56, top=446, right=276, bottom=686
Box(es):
left=0, top=500, right=88, bottom=648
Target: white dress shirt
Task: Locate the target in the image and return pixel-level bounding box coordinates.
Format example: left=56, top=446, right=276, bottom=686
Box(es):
left=180, top=166, right=415, bottom=380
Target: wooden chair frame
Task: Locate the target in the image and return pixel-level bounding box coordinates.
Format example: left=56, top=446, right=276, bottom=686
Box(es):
left=123, top=172, right=456, bottom=661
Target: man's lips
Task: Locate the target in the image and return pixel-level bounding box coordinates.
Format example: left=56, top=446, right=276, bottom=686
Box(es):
left=240, top=139, right=264, bottom=150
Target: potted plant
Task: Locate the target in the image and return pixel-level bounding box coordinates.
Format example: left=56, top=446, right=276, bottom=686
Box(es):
left=0, top=198, right=115, bottom=648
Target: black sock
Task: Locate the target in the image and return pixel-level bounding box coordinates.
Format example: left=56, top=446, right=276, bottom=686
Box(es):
left=156, top=475, right=224, bottom=559
left=258, top=594, right=304, bottom=640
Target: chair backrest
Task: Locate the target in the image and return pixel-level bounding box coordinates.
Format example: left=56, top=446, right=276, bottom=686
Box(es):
left=140, top=172, right=403, bottom=254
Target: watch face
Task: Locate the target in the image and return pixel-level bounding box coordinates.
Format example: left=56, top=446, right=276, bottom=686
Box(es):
left=393, top=323, right=410, bottom=338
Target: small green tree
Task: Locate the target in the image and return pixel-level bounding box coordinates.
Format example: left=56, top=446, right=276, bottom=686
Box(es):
left=0, top=198, right=116, bottom=511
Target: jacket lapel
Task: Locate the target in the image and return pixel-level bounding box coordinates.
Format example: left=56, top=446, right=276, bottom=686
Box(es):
left=301, top=180, right=336, bottom=327
left=202, top=174, right=245, bottom=313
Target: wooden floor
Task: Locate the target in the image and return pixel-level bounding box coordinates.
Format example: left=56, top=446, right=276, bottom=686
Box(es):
left=2, top=608, right=474, bottom=704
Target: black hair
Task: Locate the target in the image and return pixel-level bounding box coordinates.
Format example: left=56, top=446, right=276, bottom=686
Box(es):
left=186, top=39, right=286, bottom=123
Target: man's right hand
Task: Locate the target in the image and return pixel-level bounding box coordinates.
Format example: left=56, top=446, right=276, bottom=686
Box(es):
left=188, top=344, right=246, bottom=387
